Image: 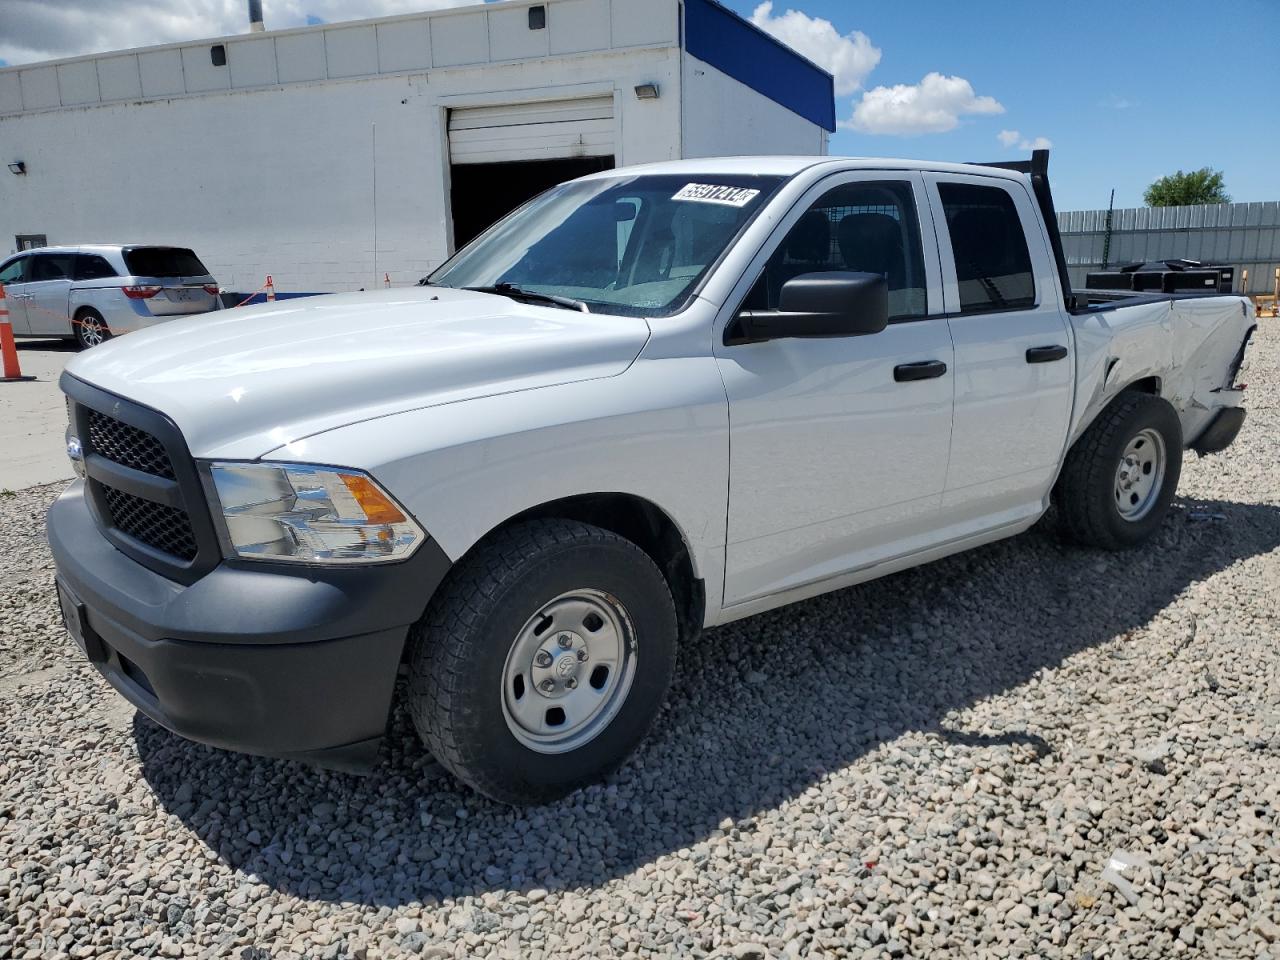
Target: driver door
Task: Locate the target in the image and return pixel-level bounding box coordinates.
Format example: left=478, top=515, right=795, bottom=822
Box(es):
left=714, top=173, right=956, bottom=607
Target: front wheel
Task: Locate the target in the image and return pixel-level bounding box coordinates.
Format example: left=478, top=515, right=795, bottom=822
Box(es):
left=407, top=519, right=678, bottom=804
left=73, top=309, right=112, bottom=350
left=1056, top=392, right=1183, bottom=550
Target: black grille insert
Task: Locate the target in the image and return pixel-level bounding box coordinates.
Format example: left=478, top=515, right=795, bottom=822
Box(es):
left=101, top=486, right=198, bottom=562
left=87, top=409, right=176, bottom=479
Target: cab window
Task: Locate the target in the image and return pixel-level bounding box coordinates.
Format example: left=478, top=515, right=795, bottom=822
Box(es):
left=938, top=182, right=1036, bottom=313
left=743, top=180, right=928, bottom=321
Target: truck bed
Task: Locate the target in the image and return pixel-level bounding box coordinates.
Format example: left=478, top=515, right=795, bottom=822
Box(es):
left=1067, top=290, right=1254, bottom=451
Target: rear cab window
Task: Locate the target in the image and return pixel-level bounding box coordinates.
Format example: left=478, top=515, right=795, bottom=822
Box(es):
left=937, top=182, right=1036, bottom=313
left=124, top=247, right=211, bottom=278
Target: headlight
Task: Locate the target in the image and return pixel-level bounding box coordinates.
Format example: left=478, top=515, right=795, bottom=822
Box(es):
left=207, top=462, right=424, bottom=564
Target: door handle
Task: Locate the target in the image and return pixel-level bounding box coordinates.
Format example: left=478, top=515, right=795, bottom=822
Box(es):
left=894, top=360, right=948, bottom=382
left=1026, top=344, right=1068, bottom=363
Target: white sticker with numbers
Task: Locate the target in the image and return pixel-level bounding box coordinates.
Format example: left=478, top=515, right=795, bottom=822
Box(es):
left=671, top=183, right=762, bottom=207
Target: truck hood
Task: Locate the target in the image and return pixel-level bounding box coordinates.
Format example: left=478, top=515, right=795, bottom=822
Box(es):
left=65, top=286, right=651, bottom=459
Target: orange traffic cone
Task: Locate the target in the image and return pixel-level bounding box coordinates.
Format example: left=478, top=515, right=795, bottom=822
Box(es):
left=265, top=275, right=276, bottom=303
left=0, top=282, right=36, bottom=383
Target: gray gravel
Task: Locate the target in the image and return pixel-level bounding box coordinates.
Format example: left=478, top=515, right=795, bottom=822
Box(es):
left=3, top=327, right=1279, bottom=959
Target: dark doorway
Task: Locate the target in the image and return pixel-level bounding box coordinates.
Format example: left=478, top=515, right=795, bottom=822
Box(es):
left=449, top=155, right=614, bottom=249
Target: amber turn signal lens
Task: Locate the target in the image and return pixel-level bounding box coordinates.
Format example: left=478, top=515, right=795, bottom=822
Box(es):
left=341, top=473, right=407, bottom=525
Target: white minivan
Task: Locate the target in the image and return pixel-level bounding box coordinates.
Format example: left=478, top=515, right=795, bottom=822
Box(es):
left=0, top=244, right=220, bottom=349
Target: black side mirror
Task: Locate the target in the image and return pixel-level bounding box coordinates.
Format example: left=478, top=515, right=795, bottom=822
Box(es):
left=733, top=271, right=889, bottom=342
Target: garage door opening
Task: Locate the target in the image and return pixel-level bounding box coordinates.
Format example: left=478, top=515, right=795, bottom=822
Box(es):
left=450, top=156, right=614, bottom=249
left=447, top=96, right=616, bottom=249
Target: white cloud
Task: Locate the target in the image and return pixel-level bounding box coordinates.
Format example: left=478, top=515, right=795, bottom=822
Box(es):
left=997, top=129, right=1053, bottom=151
left=845, top=72, right=1003, bottom=135
left=0, top=0, right=480, bottom=65
left=750, top=1, right=881, bottom=96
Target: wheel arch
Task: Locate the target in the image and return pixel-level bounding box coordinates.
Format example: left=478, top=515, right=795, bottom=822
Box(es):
left=1068, top=373, right=1167, bottom=453
left=495, top=492, right=705, bottom=646
left=1119, top=374, right=1162, bottom=396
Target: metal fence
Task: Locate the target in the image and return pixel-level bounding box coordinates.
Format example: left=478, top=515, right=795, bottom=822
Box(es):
left=1057, top=201, right=1280, bottom=295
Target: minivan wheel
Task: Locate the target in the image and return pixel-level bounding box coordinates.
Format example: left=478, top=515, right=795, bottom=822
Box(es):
left=407, top=519, right=678, bottom=805
left=1056, top=392, right=1183, bottom=550
left=74, top=310, right=112, bottom=350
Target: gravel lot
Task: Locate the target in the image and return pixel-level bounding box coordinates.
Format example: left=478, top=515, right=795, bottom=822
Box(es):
left=2, top=326, right=1278, bottom=960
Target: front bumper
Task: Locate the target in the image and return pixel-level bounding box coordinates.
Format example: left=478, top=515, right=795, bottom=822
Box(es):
left=47, top=482, right=452, bottom=770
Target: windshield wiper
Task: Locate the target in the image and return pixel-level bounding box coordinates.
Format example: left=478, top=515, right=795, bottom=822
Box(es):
left=462, top=283, right=589, bottom=313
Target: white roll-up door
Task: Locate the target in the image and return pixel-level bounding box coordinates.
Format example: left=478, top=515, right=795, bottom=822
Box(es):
left=448, top=96, right=615, bottom=165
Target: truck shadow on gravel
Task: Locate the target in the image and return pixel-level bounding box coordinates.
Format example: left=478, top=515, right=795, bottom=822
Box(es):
left=135, top=496, right=1280, bottom=906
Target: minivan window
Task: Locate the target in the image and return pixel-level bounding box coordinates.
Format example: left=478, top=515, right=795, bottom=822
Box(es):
left=0, top=256, right=26, bottom=284
left=429, top=174, right=784, bottom=317
left=31, top=253, right=76, bottom=282
left=124, top=247, right=210, bottom=278
left=938, top=182, right=1036, bottom=313
left=75, top=254, right=118, bottom=281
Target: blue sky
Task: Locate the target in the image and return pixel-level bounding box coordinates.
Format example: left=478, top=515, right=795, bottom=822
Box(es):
left=725, top=0, right=1280, bottom=210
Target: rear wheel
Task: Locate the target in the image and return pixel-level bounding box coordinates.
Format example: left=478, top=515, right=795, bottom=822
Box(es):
left=1056, top=392, right=1183, bottom=550
left=407, top=519, right=678, bottom=804
left=73, top=309, right=112, bottom=350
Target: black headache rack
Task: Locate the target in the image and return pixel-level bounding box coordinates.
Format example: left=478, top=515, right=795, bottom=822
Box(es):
left=966, top=149, right=1083, bottom=312
left=964, top=150, right=1244, bottom=313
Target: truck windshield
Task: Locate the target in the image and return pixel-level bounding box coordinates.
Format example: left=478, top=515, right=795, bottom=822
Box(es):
left=427, top=173, right=784, bottom=317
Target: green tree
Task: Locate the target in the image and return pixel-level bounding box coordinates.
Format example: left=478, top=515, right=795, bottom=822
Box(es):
left=1143, top=168, right=1230, bottom=207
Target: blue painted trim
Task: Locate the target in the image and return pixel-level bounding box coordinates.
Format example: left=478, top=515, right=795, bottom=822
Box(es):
left=222, top=291, right=327, bottom=307
left=682, top=0, right=836, bottom=133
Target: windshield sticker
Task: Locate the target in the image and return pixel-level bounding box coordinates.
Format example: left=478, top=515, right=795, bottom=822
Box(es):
left=671, top=183, right=762, bottom=207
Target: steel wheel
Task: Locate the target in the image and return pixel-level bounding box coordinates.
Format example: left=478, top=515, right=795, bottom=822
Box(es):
left=1114, top=427, right=1166, bottom=521
left=501, top=587, right=637, bottom=755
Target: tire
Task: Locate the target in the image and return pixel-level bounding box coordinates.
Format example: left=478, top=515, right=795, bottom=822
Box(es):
left=1056, top=392, right=1183, bottom=550
left=73, top=309, right=112, bottom=350
left=407, top=519, right=678, bottom=804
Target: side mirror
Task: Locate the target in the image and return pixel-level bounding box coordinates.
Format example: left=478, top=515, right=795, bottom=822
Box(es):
left=735, top=272, right=889, bottom=342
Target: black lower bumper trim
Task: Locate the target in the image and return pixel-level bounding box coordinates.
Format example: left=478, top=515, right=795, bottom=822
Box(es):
left=1192, top=406, right=1246, bottom=455
left=48, top=481, right=453, bottom=770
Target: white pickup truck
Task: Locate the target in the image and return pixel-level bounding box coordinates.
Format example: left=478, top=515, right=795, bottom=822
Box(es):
left=48, top=152, right=1254, bottom=803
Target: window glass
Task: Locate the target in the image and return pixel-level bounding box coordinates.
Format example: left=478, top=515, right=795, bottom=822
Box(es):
left=746, top=180, right=927, bottom=321
left=124, top=247, right=210, bottom=278
left=429, top=173, right=783, bottom=317
left=31, top=253, right=75, bottom=282
left=938, top=182, right=1036, bottom=312
left=75, top=254, right=118, bottom=281
left=0, top=256, right=27, bottom=284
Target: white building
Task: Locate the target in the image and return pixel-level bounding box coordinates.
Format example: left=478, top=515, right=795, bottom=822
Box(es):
left=0, top=0, right=834, bottom=293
